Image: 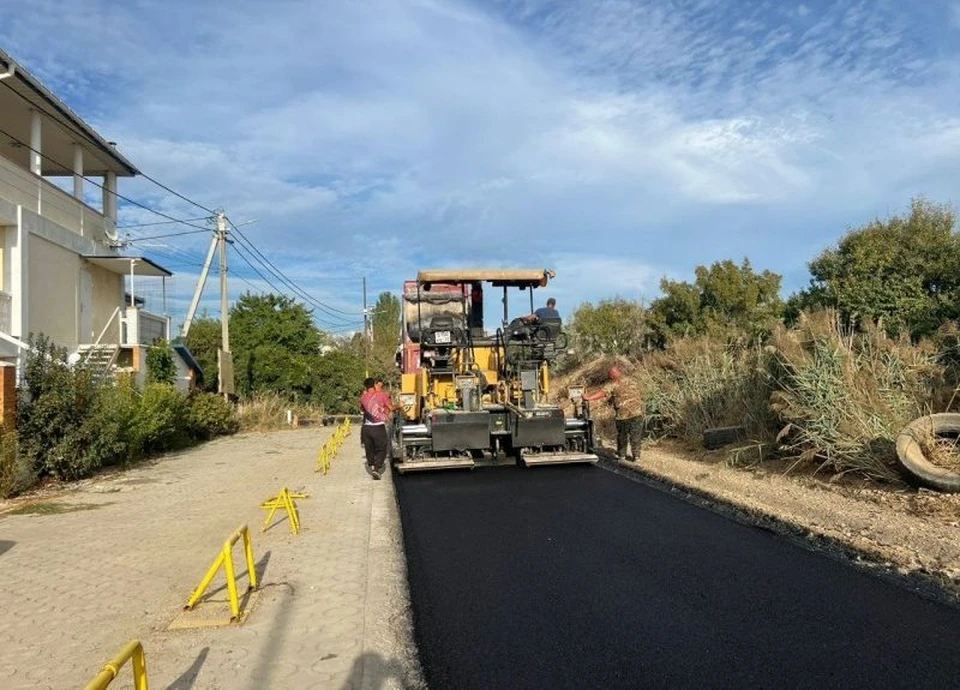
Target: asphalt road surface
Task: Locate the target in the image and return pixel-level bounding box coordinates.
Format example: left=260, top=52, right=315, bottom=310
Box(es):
left=394, top=463, right=960, bottom=689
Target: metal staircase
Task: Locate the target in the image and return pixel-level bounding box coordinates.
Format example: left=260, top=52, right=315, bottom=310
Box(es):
left=75, top=344, right=120, bottom=383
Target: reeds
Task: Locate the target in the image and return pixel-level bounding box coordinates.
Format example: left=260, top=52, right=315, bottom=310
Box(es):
left=555, top=308, right=953, bottom=483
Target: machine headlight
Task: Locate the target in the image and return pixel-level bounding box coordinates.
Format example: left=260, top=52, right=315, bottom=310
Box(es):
left=399, top=393, right=416, bottom=407
left=568, top=386, right=584, bottom=400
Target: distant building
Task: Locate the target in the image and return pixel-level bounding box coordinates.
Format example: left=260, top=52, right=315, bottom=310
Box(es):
left=0, top=47, right=198, bottom=419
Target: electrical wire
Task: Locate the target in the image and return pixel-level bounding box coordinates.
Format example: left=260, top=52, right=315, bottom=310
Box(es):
left=0, top=126, right=212, bottom=231
left=119, top=218, right=211, bottom=230
left=1, top=76, right=371, bottom=332
left=230, top=241, right=358, bottom=329
left=0, top=77, right=217, bottom=216
left=124, top=228, right=211, bottom=243
left=226, top=219, right=362, bottom=318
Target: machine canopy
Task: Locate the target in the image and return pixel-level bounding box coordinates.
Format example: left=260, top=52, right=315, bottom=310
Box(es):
left=416, top=269, right=554, bottom=288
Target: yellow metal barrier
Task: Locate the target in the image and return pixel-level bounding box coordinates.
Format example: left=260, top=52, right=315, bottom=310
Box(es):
left=83, top=639, right=148, bottom=690
left=314, top=418, right=352, bottom=474
left=185, top=524, right=259, bottom=620
left=261, top=487, right=308, bottom=535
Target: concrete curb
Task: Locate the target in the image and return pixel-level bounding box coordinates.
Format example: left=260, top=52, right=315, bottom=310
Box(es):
left=361, top=465, right=427, bottom=690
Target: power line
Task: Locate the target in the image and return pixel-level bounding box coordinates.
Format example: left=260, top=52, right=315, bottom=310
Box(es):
left=0, top=125, right=212, bottom=232
left=228, top=244, right=349, bottom=327
left=226, top=219, right=362, bottom=318
left=119, top=218, right=211, bottom=230
left=124, top=228, right=211, bottom=243
left=0, top=77, right=217, bottom=216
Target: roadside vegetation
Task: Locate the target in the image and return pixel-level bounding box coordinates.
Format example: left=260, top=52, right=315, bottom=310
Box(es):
left=557, top=197, right=960, bottom=486
left=0, top=336, right=238, bottom=497
left=0, top=290, right=402, bottom=498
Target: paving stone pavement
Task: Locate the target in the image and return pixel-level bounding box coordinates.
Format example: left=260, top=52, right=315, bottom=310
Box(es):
left=0, top=426, right=426, bottom=689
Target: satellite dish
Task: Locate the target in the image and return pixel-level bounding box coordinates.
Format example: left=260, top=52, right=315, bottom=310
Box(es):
left=105, top=220, right=119, bottom=244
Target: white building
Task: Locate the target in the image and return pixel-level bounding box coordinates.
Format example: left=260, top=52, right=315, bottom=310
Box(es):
left=0, top=48, right=199, bottom=405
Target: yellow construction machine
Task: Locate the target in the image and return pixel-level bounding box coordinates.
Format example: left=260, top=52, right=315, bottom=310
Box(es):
left=391, top=268, right=597, bottom=472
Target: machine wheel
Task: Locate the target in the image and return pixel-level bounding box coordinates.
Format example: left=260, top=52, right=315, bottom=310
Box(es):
left=895, top=413, right=960, bottom=493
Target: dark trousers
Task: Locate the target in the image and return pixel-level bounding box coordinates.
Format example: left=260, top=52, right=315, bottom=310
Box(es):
left=616, top=416, right=644, bottom=459
left=361, top=424, right=388, bottom=471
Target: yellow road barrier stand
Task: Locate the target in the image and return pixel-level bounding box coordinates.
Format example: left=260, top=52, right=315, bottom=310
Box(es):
left=314, top=419, right=351, bottom=473
left=83, top=639, right=148, bottom=690
left=185, top=524, right=259, bottom=621
left=260, top=487, right=308, bottom=535
left=315, top=444, right=330, bottom=474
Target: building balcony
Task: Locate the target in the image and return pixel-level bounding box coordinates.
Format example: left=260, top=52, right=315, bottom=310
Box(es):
left=121, top=306, right=170, bottom=347
left=0, top=151, right=108, bottom=241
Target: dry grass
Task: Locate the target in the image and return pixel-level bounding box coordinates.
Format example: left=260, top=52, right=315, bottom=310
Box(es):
left=236, top=393, right=327, bottom=432
left=916, top=429, right=960, bottom=471
left=556, top=309, right=957, bottom=484
left=768, top=311, right=946, bottom=482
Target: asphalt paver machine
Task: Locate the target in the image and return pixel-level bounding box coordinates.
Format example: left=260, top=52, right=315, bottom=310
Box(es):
left=391, top=268, right=597, bottom=473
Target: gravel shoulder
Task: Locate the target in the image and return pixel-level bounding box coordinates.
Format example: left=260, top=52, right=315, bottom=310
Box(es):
left=604, top=438, right=960, bottom=606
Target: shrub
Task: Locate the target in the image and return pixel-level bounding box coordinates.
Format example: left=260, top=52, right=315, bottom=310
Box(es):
left=17, top=335, right=99, bottom=481
left=131, top=383, right=190, bottom=454
left=146, top=340, right=177, bottom=385
left=0, top=429, right=28, bottom=498
left=186, top=392, right=240, bottom=440
left=79, top=378, right=140, bottom=468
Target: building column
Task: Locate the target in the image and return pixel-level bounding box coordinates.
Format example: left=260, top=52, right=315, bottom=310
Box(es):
left=73, top=144, right=84, bottom=199
left=29, top=110, right=41, bottom=175
left=9, top=206, right=28, bottom=341
left=103, top=171, right=117, bottom=235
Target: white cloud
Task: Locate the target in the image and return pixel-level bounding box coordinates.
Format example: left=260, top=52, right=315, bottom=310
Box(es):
left=3, top=0, right=960, bottom=310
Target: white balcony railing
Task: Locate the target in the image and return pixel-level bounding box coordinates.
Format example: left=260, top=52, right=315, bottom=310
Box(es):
left=122, top=307, right=170, bottom=346
left=0, top=152, right=107, bottom=240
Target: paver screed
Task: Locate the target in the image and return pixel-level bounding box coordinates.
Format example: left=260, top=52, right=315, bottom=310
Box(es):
left=0, top=427, right=425, bottom=689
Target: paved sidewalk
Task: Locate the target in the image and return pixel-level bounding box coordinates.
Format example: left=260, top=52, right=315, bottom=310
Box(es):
left=0, top=426, right=425, bottom=689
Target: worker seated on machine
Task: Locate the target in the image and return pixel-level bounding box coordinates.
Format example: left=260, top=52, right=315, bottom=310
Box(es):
left=505, top=297, right=562, bottom=349
left=525, top=297, right=560, bottom=325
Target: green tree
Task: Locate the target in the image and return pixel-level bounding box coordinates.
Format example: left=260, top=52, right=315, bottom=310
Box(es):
left=146, top=340, right=177, bottom=385
left=792, top=197, right=960, bottom=338
left=568, top=298, right=649, bottom=358
left=369, top=291, right=401, bottom=380
left=230, top=293, right=322, bottom=399
left=181, top=314, right=221, bottom=393
left=310, top=349, right=366, bottom=413
left=649, top=258, right=783, bottom=344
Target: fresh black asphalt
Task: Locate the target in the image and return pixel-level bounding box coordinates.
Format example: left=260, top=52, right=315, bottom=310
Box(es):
left=393, top=463, right=960, bottom=689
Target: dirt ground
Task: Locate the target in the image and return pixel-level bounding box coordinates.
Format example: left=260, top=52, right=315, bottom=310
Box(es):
left=602, top=436, right=960, bottom=606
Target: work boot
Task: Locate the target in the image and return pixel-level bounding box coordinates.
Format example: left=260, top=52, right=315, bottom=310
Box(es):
left=371, top=469, right=381, bottom=480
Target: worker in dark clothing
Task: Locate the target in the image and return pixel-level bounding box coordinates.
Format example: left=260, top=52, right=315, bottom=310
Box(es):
left=526, top=297, right=560, bottom=323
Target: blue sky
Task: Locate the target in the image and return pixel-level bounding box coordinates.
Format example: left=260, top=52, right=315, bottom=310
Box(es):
left=4, top=0, right=960, bottom=331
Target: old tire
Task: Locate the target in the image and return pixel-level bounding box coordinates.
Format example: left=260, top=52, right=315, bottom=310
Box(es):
left=895, top=413, right=960, bottom=493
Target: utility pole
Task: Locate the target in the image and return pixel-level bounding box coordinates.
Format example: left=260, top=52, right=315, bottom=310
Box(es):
left=362, top=276, right=369, bottom=377
left=218, top=212, right=230, bottom=354
left=216, top=211, right=234, bottom=399
left=180, top=210, right=234, bottom=399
